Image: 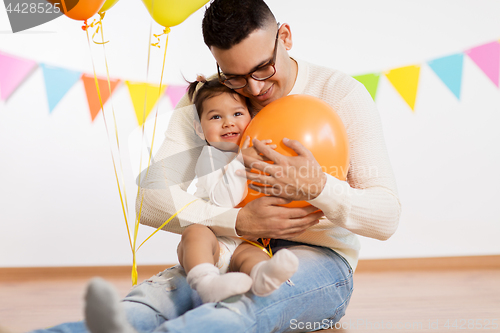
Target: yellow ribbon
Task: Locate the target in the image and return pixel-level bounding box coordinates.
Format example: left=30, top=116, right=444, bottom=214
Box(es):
left=240, top=238, right=273, bottom=258
left=84, top=25, right=134, bottom=255
left=131, top=24, right=174, bottom=285
left=85, top=22, right=193, bottom=285
left=151, top=27, right=171, bottom=48
left=82, top=13, right=109, bottom=45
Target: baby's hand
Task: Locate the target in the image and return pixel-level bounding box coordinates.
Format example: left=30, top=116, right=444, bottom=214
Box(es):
left=241, top=136, right=276, bottom=162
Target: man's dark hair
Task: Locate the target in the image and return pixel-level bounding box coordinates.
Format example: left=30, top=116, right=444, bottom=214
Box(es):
left=202, top=0, right=276, bottom=50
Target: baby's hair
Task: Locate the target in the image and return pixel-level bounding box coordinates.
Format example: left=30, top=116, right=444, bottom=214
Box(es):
left=187, top=77, right=253, bottom=120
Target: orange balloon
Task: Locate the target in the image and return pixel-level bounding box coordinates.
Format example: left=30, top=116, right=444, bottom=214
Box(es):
left=236, top=95, right=350, bottom=208
left=48, top=0, right=106, bottom=21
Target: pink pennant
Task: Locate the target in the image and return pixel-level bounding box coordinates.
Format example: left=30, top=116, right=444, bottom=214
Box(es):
left=466, top=41, right=500, bottom=87
left=0, top=52, right=37, bottom=100
left=166, top=85, right=188, bottom=108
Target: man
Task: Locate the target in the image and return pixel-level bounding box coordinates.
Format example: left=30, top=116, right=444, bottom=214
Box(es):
left=35, top=0, right=400, bottom=332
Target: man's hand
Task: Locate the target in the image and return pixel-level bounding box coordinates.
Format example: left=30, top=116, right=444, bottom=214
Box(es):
left=240, top=136, right=276, bottom=162
left=238, top=138, right=327, bottom=201
left=235, top=196, right=324, bottom=239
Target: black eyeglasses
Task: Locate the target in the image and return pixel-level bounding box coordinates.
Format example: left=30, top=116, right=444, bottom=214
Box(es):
left=217, top=24, right=280, bottom=89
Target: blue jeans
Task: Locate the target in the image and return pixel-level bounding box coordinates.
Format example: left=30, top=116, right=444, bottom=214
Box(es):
left=31, top=241, right=353, bottom=333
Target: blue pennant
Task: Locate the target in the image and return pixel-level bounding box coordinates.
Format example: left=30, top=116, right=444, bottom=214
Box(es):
left=40, top=63, right=81, bottom=113
left=428, top=53, right=464, bottom=100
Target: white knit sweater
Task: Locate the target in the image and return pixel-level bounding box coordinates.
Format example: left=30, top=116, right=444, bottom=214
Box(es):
left=136, top=59, right=401, bottom=271
left=193, top=146, right=247, bottom=212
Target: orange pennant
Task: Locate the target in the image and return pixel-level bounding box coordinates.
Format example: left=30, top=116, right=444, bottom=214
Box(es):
left=81, top=74, right=120, bottom=121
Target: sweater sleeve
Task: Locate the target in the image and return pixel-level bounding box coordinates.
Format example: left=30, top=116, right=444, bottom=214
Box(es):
left=135, top=95, right=241, bottom=237
left=307, top=82, right=401, bottom=241
left=195, top=147, right=248, bottom=209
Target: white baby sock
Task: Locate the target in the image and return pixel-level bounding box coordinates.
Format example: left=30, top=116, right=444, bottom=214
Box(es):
left=84, top=277, right=136, bottom=333
left=186, top=263, right=253, bottom=303
left=250, top=249, right=299, bottom=297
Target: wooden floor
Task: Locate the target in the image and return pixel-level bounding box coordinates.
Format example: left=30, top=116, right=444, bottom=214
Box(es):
left=1, top=258, right=499, bottom=333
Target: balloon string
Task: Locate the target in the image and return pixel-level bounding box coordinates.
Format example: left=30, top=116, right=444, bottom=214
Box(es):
left=131, top=197, right=198, bottom=285
left=131, top=26, right=197, bottom=286
left=98, top=17, right=133, bottom=250
left=136, top=28, right=171, bottom=253
left=84, top=29, right=133, bottom=252
left=133, top=28, right=170, bottom=250
left=130, top=22, right=155, bottom=286
left=137, top=199, right=199, bottom=252
left=239, top=238, right=273, bottom=258
left=151, top=27, right=171, bottom=48
left=145, top=29, right=169, bottom=186
left=82, top=12, right=109, bottom=44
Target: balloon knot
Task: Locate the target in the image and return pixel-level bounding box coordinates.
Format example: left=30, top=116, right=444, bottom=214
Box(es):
left=151, top=28, right=171, bottom=48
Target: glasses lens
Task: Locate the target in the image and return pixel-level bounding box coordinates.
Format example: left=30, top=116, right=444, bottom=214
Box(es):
left=252, top=65, right=276, bottom=80
left=224, top=77, right=247, bottom=89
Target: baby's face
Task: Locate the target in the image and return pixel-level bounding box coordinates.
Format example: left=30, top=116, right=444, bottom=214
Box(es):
left=199, top=93, right=252, bottom=150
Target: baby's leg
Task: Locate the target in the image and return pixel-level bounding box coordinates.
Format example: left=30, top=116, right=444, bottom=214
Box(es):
left=230, top=242, right=299, bottom=297
left=177, top=224, right=220, bottom=272
left=178, top=224, right=252, bottom=303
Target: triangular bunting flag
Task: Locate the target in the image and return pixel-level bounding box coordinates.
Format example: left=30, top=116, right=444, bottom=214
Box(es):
left=166, top=84, right=188, bottom=108
left=40, top=64, right=82, bottom=113
left=466, top=41, right=500, bottom=87
left=0, top=52, right=37, bottom=101
left=385, top=65, right=421, bottom=111
left=353, top=73, right=380, bottom=101
left=81, top=74, right=120, bottom=122
left=427, top=53, right=464, bottom=99
left=126, top=81, right=167, bottom=126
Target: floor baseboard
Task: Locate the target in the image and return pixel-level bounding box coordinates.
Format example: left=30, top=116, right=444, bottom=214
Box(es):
left=0, top=265, right=172, bottom=282
left=1, top=255, right=499, bottom=281
left=355, top=254, right=500, bottom=272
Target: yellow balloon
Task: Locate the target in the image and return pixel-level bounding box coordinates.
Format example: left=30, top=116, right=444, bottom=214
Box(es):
left=98, top=0, right=120, bottom=13
left=140, top=0, right=210, bottom=27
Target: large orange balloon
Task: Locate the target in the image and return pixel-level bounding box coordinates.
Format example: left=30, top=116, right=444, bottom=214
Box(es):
left=47, top=0, right=106, bottom=21
left=237, top=95, right=350, bottom=208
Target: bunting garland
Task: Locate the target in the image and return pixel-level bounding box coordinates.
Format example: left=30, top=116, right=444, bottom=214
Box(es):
left=465, top=41, right=500, bottom=87
left=385, top=65, right=421, bottom=111
left=40, top=64, right=82, bottom=113
left=348, top=39, right=500, bottom=111
left=166, top=84, right=187, bottom=108
left=352, top=73, right=380, bottom=101
left=82, top=74, right=121, bottom=121
left=427, top=53, right=464, bottom=99
left=0, top=51, right=37, bottom=101
left=0, top=50, right=187, bottom=123
left=126, top=81, right=167, bottom=126
left=1, top=39, right=500, bottom=117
